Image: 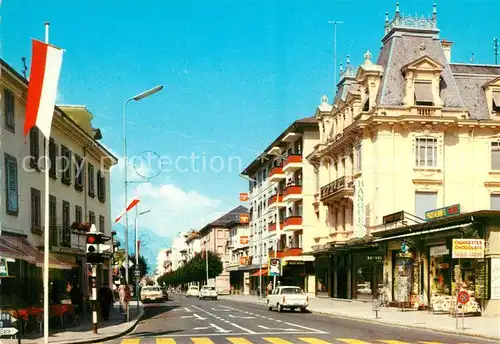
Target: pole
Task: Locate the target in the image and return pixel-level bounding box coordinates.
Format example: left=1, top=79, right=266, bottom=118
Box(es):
left=494, top=38, right=498, bottom=65
left=135, top=206, right=139, bottom=312
left=258, top=220, right=262, bottom=299
left=43, top=21, right=50, bottom=344
left=273, top=206, right=280, bottom=287
left=123, top=99, right=131, bottom=322
left=328, top=21, right=343, bottom=88
left=205, top=242, right=209, bottom=285
left=91, top=264, right=97, bottom=334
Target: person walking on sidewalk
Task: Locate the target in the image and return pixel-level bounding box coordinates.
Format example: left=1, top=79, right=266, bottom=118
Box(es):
left=98, top=284, right=114, bottom=320
left=118, top=284, right=131, bottom=320
left=267, top=281, right=273, bottom=295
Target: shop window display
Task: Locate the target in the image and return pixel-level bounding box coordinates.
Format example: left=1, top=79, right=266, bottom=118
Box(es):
left=393, top=251, right=413, bottom=304
left=429, top=250, right=452, bottom=313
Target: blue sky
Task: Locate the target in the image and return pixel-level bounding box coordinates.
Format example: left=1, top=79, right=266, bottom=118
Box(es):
left=2, top=0, right=499, bottom=265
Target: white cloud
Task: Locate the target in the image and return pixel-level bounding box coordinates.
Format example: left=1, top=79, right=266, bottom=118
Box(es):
left=109, top=149, right=229, bottom=238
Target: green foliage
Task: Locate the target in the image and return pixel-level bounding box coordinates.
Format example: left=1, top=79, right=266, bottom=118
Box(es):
left=158, top=251, right=223, bottom=286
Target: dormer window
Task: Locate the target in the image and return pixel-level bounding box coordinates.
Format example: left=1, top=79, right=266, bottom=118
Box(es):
left=493, top=91, right=500, bottom=112
left=362, top=89, right=369, bottom=111
left=414, top=80, right=434, bottom=106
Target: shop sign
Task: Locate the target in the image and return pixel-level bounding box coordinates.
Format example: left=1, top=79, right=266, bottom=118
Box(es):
left=239, top=256, right=249, bottom=265
left=240, top=236, right=249, bottom=245
left=425, top=204, right=460, bottom=221
left=383, top=211, right=404, bottom=225
left=430, top=245, right=449, bottom=257
left=452, top=239, right=484, bottom=259
left=354, top=178, right=366, bottom=238
left=366, top=255, right=383, bottom=261
left=239, top=193, right=249, bottom=202
left=268, top=258, right=281, bottom=277
left=284, top=260, right=305, bottom=266
left=239, top=213, right=249, bottom=224
left=0, top=258, right=8, bottom=277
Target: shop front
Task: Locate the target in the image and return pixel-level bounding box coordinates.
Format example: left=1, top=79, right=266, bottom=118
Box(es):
left=280, top=256, right=315, bottom=294
left=352, top=250, right=384, bottom=301
left=314, top=255, right=330, bottom=297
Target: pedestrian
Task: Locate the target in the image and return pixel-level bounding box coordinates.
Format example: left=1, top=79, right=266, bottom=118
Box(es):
left=69, top=282, right=83, bottom=319
left=98, top=284, right=114, bottom=320
left=118, top=283, right=131, bottom=320
left=267, top=281, right=273, bottom=295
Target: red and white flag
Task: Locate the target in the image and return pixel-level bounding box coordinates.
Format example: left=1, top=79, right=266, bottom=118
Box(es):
left=24, top=39, right=63, bottom=138
left=114, top=197, right=140, bottom=223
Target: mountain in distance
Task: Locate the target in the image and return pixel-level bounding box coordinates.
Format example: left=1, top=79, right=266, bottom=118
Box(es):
left=113, top=224, right=172, bottom=274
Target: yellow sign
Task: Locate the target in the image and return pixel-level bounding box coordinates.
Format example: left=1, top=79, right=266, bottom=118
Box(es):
left=240, top=213, right=249, bottom=224
left=452, top=239, right=484, bottom=259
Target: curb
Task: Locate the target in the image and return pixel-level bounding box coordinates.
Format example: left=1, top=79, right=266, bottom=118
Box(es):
left=223, top=298, right=500, bottom=342
left=53, top=309, right=146, bottom=344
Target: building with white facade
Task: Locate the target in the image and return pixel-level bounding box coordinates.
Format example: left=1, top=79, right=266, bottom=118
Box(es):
left=155, top=248, right=172, bottom=277
left=0, top=59, right=117, bottom=307
left=185, top=230, right=201, bottom=260
left=241, top=117, right=319, bottom=296
left=171, top=231, right=188, bottom=271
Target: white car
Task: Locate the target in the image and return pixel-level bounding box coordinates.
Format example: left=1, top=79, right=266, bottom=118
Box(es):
left=199, top=286, right=218, bottom=300
left=186, top=285, right=200, bottom=298
left=267, top=286, right=308, bottom=312
left=140, top=286, right=164, bottom=303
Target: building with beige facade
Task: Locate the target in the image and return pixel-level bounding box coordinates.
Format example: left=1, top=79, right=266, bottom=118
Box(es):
left=241, top=117, right=319, bottom=297
left=306, top=3, right=500, bottom=315
left=0, top=58, right=117, bottom=307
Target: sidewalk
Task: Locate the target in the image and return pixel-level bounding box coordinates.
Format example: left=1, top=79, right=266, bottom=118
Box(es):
left=220, top=295, right=500, bottom=341
left=2, top=302, right=144, bottom=344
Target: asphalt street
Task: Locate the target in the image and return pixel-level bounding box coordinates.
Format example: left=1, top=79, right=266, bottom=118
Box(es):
left=104, top=295, right=496, bottom=344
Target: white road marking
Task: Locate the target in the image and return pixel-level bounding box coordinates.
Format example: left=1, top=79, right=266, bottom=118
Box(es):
left=192, top=305, right=256, bottom=334
left=209, top=323, right=231, bottom=333
left=211, top=308, right=231, bottom=311
left=180, top=313, right=207, bottom=320
left=257, top=325, right=302, bottom=332
left=228, top=314, right=256, bottom=319
left=160, top=331, right=324, bottom=337
left=172, top=307, right=192, bottom=312
left=282, top=321, right=327, bottom=334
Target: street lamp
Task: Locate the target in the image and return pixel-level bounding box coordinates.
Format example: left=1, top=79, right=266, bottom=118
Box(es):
left=123, top=85, right=163, bottom=321
left=135, top=207, right=151, bottom=312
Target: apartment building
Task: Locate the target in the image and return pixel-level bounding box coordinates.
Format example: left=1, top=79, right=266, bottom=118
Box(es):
left=241, top=117, right=319, bottom=296
left=198, top=205, right=248, bottom=294
left=307, top=3, right=500, bottom=315
left=0, top=59, right=117, bottom=307
left=225, top=216, right=249, bottom=294
left=185, top=230, right=201, bottom=260
left=171, top=231, right=188, bottom=271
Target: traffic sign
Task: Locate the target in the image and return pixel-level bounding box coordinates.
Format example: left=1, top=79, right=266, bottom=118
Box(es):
left=122, top=261, right=134, bottom=269
left=457, top=290, right=470, bottom=305
left=0, top=311, right=17, bottom=326
left=0, top=328, right=19, bottom=336
left=134, top=270, right=141, bottom=277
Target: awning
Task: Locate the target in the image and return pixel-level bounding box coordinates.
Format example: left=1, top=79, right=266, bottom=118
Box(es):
left=251, top=268, right=268, bottom=277
left=282, top=255, right=315, bottom=265
left=373, top=223, right=472, bottom=243
left=2, top=234, right=75, bottom=270
left=0, top=237, right=29, bottom=261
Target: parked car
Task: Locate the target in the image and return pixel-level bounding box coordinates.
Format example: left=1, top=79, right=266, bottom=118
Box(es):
left=186, top=285, right=200, bottom=298
left=267, top=286, right=308, bottom=312
left=140, top=286, right=164, bottom=303
left=199, top=286, right=218, bottom=300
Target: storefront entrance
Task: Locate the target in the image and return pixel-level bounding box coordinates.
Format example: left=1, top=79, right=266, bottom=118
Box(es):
left=353, top=251, right=384, bottom=301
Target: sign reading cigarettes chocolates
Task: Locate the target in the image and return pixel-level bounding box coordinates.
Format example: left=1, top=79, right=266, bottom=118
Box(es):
left=452, top=239, right=484, bottom=259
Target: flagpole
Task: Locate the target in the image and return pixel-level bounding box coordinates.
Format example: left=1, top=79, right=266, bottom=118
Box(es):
left=43, top=21, right=50, bottom=344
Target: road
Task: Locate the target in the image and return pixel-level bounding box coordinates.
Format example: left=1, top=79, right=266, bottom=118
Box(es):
left=105, top=295, right=495, bottom=344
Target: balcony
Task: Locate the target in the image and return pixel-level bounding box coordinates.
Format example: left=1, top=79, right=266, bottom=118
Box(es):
left=283, top=216, right=302, bottom=231
left=283, top=185, right=302, bottom=203
left=48, top=225, right=86, bottom=252
left=320, top=176, right=353, bottom=204
left=410, top=105, right=441, bottom=117
left=282, top=154, right=302, bottom=173
left=268, top=222, right=284, bottom=232
left=269, top=247, right=303, bottom=258
left=269, top=166, right=286, bottom=182
left=268, top=193, right=285, bottom=209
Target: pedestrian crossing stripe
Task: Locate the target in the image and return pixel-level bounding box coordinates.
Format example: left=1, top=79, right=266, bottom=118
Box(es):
left=134, top=337, right=475, bottom=344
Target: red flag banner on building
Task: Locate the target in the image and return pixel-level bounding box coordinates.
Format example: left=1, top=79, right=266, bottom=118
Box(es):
left=24, top=39, right=63, bottom=138
left=114, top=197, right=140, bottom=223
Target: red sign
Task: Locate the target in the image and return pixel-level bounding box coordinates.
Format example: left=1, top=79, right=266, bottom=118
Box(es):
left=239, top=256, right=249, bottom=265
left=240, top=236, right=249, bottom=245
left=240, top=193, right=249, bottom=202
left=240, top=213, right=249, bottom=224
left=457, top=290, right=470, bottom=305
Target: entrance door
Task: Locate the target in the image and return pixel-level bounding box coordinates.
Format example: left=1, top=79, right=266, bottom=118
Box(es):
left=337, top=255, right=348, bottom=299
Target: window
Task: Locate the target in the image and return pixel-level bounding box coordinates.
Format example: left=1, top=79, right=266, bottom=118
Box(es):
left=31, top=188, right=41, bottom=233
left=29, top=128, right=40, bottom=169
left=89, top=211, right=96, bottom=225
left=99, top=215, right=105, bottom=233
left=362, top=89, right=369, bottom=111
left=97, top=170, right=106, bottom=203
left=74, top=155, right=84, bottom=191
left=48, top=138, right=57, bottom=179
left=4, top=154, right=18, bottom=215
left=49, top=195, right=57, bottom=228
left=3, top=88, right=15, bottom=132
left=491, top=194, right=500, bottom=210
left=62, top=201, right=70, bottom=246
left=415, top=137, right=437, bottom=168
left=355, top=144, right=362, bottom=173
left=491, top=142, right=500, bottom=170
left=414, top=80, right=434, bottom=106
left=61, top=145, right=72, bottom=184
left=88, top=163, right=95, bottom=197
left=415, top=192, right=437, bottom=219
left=75, top=205, right=83, bottom=223
left=492, top=91, right=500, bottom=111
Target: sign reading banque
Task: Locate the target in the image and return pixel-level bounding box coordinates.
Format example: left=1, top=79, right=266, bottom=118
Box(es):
left=452, top=239, right=484, bottom=259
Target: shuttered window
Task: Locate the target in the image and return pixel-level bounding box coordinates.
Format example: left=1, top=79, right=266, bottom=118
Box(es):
left=4, top=154, right=18, bottom=215
left=75, top=205, right=83, bottom=223
left=99, top=215, right=105, bottom=233
left=49, top=195, right=57, bottom=228
left=491, top=142, right=500, bottom=170
left=4, top=88, right=15, bottom=132
left=415, top=192, right=437, bottom=220
left=97, top=170, right=106, bottom=203
left=490, top=194, right=500, bottom=210
left=48, top=138, right=57, bottom=179
left=62, top=201, right=71, bottom=246
left=29, top=128, right=40, bottom=169
left=88, top=163, right=95, bottom=197
left=74, top=155, right=84, bottom=191
left=414, top=81, right=434, bottom=105
left=31, top=188, right=41, bottom=233
left=492, top=91, right=500, bottom=111
left=89, top=211, right=95, bottom=225
left=61, top=145, right=72, bottom=184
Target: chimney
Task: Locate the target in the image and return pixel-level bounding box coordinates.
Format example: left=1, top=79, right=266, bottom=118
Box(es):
left=441, top=39, right=453, bottom=63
